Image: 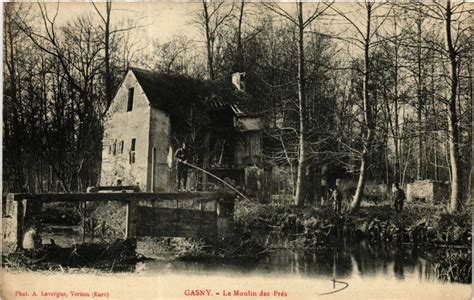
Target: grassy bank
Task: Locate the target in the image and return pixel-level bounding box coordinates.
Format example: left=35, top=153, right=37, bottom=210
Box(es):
left=3, top=239, right=143, bottom=273
left=234, top=200, right=471, bottom=249
left=233, top=199, right=472, bottom=283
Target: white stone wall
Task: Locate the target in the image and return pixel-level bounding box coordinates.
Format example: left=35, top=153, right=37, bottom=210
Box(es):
left=148, top=107, right=171, bottom=192
left=101, top=71, right=151, bottom=191
left=406, top=180, right=449, bottom=203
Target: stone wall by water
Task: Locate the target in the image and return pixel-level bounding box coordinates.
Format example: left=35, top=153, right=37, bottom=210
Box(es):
left=406, top=180, right=449, bottom=203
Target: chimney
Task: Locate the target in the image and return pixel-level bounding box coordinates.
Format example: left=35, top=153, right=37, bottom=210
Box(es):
left=232, top=72, right=246, bottom=92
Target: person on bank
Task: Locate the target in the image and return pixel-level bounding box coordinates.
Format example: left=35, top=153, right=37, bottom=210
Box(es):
left=174, top=142, right=189, bottom=191
left=393, top=183, right=405, bottom=213
left=331, top=184, right=343, bottom=214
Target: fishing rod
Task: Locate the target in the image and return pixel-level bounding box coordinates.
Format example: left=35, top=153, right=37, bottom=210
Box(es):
left=178, top=159, right=251, bottom=202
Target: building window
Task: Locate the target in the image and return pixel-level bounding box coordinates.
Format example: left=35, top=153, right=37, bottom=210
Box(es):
left=127, top=87, right=134, bottom=112
left=112, top=140, right=117, bottom=156
left=119, top=140, right=124, bottom=154
left=129, top=138, right=136, bottom=164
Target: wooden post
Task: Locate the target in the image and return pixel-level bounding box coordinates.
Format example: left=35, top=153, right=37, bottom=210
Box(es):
left=213, top=199, right=218, bottom=212
left=151, top=147, right=156, bottom=192
left=82, top=201, right=87, bottom=243
left=2, top=194, right=19, bottom=254
left=17, top=199, right=26, bottom=250
left=125, top=201, right=138, bottom=239
left=202, top=132, right=210, bottom=191
left=199, top=200, right=204, bottom=211
left=17, top=197, right=43, bottom=250
left=216, top=195, right=234, bottom=240
left=216, top=200, right=221, bottom=217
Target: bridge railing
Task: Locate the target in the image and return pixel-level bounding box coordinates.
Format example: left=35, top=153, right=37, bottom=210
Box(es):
left=2, top=192, right=235, bottom=255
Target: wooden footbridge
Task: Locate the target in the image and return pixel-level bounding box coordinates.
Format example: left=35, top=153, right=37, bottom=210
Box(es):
left=2, top=188, right=235, bottom=254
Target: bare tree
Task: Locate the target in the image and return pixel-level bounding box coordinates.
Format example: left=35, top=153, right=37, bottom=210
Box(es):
left=263, top=2, right=331, bottom=206
left=16, top=3, right=106, bottom=191
left=147, top=36, right=193, bottom=74
left=92, top=1, right=113, bottom=109
left=3, top=3, right=29, bottom=191
left=235, top=0, right=245, bottom=72
left=329, top=3, right=393, bottom=211
left=406, top=0, right=472, bottom=212
left=197, top=1, right=234, bottom=80
left=92, top=1, right=147, bottom=109
left=442, top=0, right=470, bottom=212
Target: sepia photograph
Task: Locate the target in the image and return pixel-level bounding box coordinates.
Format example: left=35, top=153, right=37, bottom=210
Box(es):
left=1, top=1, right=472, bottom=299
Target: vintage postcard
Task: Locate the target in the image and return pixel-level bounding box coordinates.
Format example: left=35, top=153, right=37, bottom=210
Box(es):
left=1, top=1, right=472, bottom=299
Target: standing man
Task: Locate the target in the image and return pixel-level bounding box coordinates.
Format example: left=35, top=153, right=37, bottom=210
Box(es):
left=331, top=184, right=342, bottom=214
left=393, top=183, right=405, bottom=213
left=174, top=142, right=189, bottom=191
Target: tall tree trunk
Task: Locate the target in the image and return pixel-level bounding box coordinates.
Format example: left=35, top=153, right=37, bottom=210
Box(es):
left=294, top=2, right=306, bottom=207
left=430, top=56, right=439, bottom=181
left=236, top=0, right=245, bottom=72
left=393, top=16, right=400, bottom=184
left=445, top=1, right=461, bottom=212
left=203, top=1, right=215, bottom=80
left=5, top=5, right=25, bottom=191
left=350, top=4, right=373, bottom=212
left=416, top=14, right=423, bottom=180
left=104, top=0, right=113, bottom=109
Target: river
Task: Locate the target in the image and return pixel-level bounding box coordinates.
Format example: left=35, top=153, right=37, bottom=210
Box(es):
left=137, top=240, right=460, bottom=280
left=13, top=226, right=468, bottom=299
left=130, top=240, right=471, bottom=299
left=4, top=238, right=471, bottom=299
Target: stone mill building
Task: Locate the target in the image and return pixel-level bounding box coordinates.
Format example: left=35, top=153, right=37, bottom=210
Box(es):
left=100, top=68, right=262, bottom=192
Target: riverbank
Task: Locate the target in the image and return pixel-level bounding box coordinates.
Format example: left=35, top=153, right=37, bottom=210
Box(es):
left=2, top=239, right=144, bottom=273
left=232, top=199, right=472, bottom=283
left=234, top=200, right=471, bottom=249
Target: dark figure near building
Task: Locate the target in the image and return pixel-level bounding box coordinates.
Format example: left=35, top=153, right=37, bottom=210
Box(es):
left=331, top=185, right=343, bottom=214
left=393, top=183, right=405, bottom=213
left=174, top=142, right=189, bottom=191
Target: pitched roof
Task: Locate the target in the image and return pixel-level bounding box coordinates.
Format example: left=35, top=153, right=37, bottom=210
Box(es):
left=130, top=67, right=203, bottom=110
left=129, top=67, right=246, bottom=114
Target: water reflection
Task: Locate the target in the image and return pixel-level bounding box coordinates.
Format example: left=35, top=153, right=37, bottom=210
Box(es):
left=139, top=241, right=441, bottom=283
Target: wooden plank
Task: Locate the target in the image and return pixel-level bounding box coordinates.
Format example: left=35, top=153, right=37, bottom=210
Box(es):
left=151, top=230, right=201, bottom=239
left=149, top=221, right=216, bottom=232
left=87, top=185, right=141, bottom=193
left=9, top=192, right=234, bottom=203
left=137, top=207, right=215, bottom=218
left=176, top=209, right=215, bottom=219
left=137, top=207, right=157, bottom=220
left=140, top=217, right=215, bottom=227
left=154, top=219, right=217, bottom=227
left=135, top=204, right=218, bottom=239
left=139, top=228, right=217, bottom=239
left=137, top=208, right=215, bottom=226
left=137, top=227, right=217, bottom=239
left=153, top=200, right=184, bottom=209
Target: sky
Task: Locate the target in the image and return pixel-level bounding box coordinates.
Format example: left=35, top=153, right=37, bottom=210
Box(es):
left=38, top=2, right=202, bottom=41
left=22, top=1, right=468, bottom=71
left=33, top=1, right=364, bottom=62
